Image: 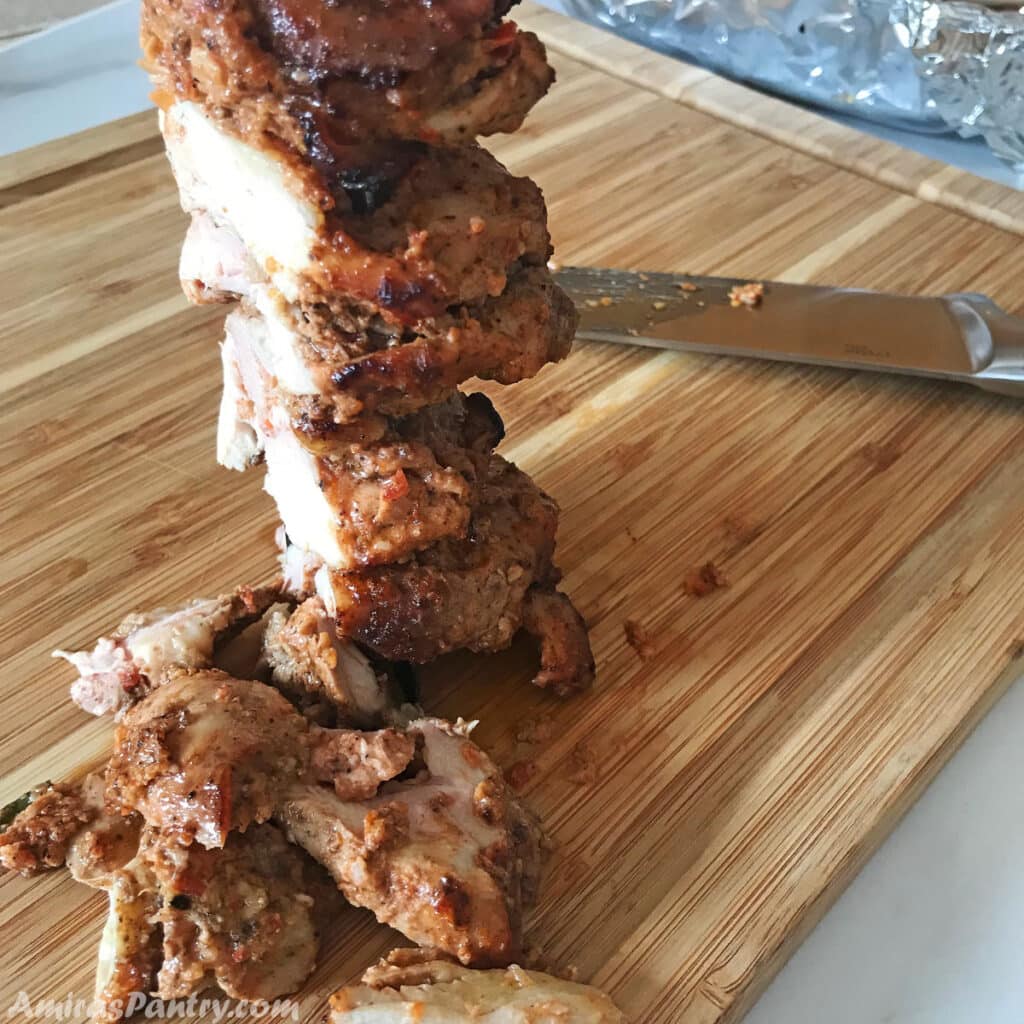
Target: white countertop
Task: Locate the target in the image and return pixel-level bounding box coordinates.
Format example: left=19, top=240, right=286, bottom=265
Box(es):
left=2, top=4, right=1023, bottom=1021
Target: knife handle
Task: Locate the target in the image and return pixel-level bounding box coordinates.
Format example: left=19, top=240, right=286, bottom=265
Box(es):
left=953, top=294, right=1024, bottom=398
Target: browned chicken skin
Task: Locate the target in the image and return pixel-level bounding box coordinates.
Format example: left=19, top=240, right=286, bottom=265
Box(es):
left=146, top=0, right=591, bottom=684
left=3, top=0, right=605, bottom=1013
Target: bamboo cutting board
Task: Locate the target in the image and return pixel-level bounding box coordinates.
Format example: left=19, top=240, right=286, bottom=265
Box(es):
left=2, top=7, right=1024, bottom=1022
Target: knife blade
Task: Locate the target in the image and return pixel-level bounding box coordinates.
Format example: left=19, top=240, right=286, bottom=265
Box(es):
left=555, top=266, right=1024, bottom=398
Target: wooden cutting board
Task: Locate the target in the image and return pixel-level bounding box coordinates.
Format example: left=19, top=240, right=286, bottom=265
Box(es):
left=2, top=6, right=1024, bottom=1021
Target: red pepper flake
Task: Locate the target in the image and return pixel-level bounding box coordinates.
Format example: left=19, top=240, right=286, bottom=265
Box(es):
left=484, top=20, right=518, bottom=49
left=623, top=619, right=656, bottom=661
left=381, top=468, right=409, bottom=502
left=682, top=561, right=729, bottom=597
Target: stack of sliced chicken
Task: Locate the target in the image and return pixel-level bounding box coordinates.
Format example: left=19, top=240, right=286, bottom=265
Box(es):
left=143, top=0, right=594, bottom=696
left=0, top=0, right=622, bottom=1019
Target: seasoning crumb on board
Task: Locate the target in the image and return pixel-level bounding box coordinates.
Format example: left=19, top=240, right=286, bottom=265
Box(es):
left=723, top=514, right=761, bottom=545
left=678, top=281, right=699, bottom=292
left=729, top=282, right=765, bottom=308
left=568, top=743, right=599, bottom=787
left=623, top=618, right=656, bottom=660
left=505, top=760, right=539, bottom=791
left=683, top=561, right=729, bottom=597
left=516, top=716, right=557, bottom=746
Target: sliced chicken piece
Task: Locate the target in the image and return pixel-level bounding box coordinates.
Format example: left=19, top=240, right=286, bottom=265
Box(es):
left=306, top=458, right=595, bottom=695
left=105, top=668, right=419, bottom=843
left=185, top=206, right=574, bottom=425
left=163, top=102, right=550, bottom=319
left=312, top=456, right=558, bottom=662
left=106, top=670, right=308, bottom=847
left=220, top=310, right=477, bottom=568
left=55, top=584, right=281, bottom=717
left=277, top=718, right=544, bottom=967
left=262, top=598, right=396, bottom=726
left=331, top=948, right=625, bottom=1022
left=143, top=0, right=552, bottom=154
left=87, top=823, right=323, bottom=1022
left=143, top=824, right=321, bottom=1002
left=92, top=866, right=162, bottom=1024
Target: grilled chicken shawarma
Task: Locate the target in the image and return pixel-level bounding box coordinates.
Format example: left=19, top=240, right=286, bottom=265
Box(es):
left=301, top=457, right=595, bottom=695
left=331, top=949, right=626, bottom=1022
left=85, top=824, right=324, bottom=1022
left=0, top=0, right=605, bottom=1015
left=278, top=717, right=544, bottom=967
left=106, top=670, right=310, bottom=847
left=163, top=106, right=553, bottom=323
left=142, top=0, right=553, bottom=163
left=54, top=584, right=280, bottom=717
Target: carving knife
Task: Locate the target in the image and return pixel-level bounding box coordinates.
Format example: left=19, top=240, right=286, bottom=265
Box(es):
left=555, top=266, right=1024, bottom=398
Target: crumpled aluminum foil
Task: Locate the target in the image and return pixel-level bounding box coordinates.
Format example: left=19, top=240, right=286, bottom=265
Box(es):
left=562, top=0, right=1024, bottom=170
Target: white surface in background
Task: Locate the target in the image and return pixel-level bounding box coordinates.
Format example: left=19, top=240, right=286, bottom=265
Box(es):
left=0, top=0, right=149, bottom=153
left=1, top=3, right=1023, bottom=1023
left=746, top=675, right=1024, bottom=1024
left=1, top=0, right=1023, bottom=190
